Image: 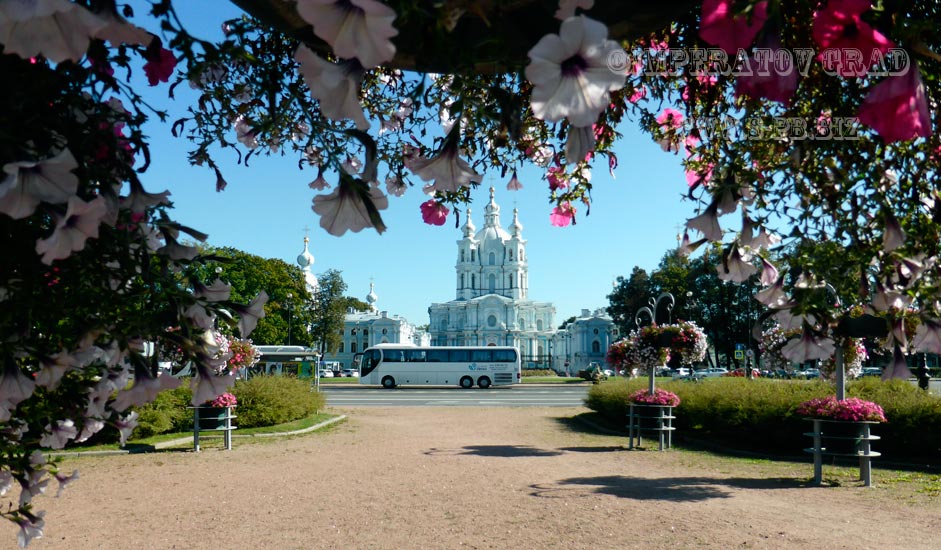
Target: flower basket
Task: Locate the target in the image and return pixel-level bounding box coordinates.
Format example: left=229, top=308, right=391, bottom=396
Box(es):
left=629, top=388, right=681, bottom=407
left=795, top=396, right=887, bottom=423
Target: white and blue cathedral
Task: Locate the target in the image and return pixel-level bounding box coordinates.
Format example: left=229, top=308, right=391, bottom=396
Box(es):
left=313, top=188, right=617, bottom=373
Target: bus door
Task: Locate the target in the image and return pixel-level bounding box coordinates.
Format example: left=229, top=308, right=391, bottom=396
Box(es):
left=357, top=349, right=381, bottom=384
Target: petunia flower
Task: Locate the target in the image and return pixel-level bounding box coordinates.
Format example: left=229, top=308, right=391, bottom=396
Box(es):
left=111, top=365, right=182, bottom=412
left=143, top=45, right=178, bottom=86
left=565, top=125, right=595, bottom=163
left=35, top=196, right=107, bottom=265
left=114, top=411, right=139, bottom=446
left=526, top=15, right=625, bottom=127
left=912, top=318, right=941, bottom=354
left=231, top=290, right=268, bottom=338
left=296, top=0, right=397, bottom=69
left=881, top=344, right=913, bottom=381
left=550, top=202, right=576, bottom=227
left=754, top=278, right=789, bottom=308
left=309, top=171, right=331, bottom=191
left=857, top=65, right=933, bottom=143
left=555, top=0, right=594, bottom=20
left=419, top=199, right=450, bottom=226
left=92, top=7, right=151, bottom=47
left=812, top=0, right=894, bottom=77
left=120, top=181, right=170, bottom=214
left=716, top=246, right=758, bottom=282
left=780, top=329, right=836, bottom=363
left=734, top=33, right=799, bottom=105
left=15, top=511, right=44, bottom=548
left=39, top=419, right=78, bottom=450
left=0, top=0, right=104, bottom=63
left=0, top=149, right=80, bottom=219
left=35, top=349, right=78, bottom=389
left=409, top=136, right=481, bottom=194
left=686, top=203, right=721, bottom=241
left=385, top=174, right=407, bottom=197
left=195, top=279, right=232, bottom=302
left=506, top=171, right=523, bottom=191
left=295, top=46, right=370, bottom=130
left=0, top=359, right=36, bottom=422
left=699, top=0, right=769, bottom=54
left=758, top=257, right=779, bottom=286
left=191, top=363, right=236, bottom=407
left=54, top=469, right=79, bottom=497
left=312, top=176, right=389, bottom=236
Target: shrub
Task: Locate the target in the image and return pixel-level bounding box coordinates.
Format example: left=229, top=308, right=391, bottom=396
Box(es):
left=585, top=377, right=941, bottom=461
left=522, top=369, right=555, bottom=377
left=132, top=385, right=193, bottom=439
left=231, top=376, right=325, bottom=429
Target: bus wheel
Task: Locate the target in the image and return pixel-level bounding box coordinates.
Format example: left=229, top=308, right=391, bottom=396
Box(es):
left=381, top=376, right=396, bottom=389
left=459, top=376, right=474, bottom=389
left=476, top=376, right=491, bottom=389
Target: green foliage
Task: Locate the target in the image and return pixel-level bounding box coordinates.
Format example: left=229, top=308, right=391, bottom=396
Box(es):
left=522, top=369, right=555, bottom=377
left=230, top=376, right=325, bottom=429
left=132, top=386, right=194, bottom=438
left=310, top=269, right=350, bottom=355
left=586, top=378, right=941, bottom=461
left=128, top=376, right=325, bottom=438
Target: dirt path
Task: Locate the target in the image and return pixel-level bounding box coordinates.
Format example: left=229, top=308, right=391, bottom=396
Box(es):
left=9, top=407, right=940, bottom=549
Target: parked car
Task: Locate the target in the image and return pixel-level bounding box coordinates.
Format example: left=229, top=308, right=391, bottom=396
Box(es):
left=691, top=367, right=729, bottom=379
left=341, top=368, right=359, bottom=377
left=319, top=369, right=334, bottom=378
left=796, top=368, right=821, bottom=379
left=671, top=367, right=692, bottom=380
left=859, top=367, right=882, bottom=378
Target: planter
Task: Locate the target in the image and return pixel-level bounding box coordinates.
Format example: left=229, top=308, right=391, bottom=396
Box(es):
left=196, top=406, right=232, bottom=430
left=627, top=403, right=675, bottom=451
left=803, top=419, right=881, bottom=487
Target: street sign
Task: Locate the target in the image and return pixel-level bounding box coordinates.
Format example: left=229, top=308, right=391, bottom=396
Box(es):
left=734, top=343, right=745, bottom=360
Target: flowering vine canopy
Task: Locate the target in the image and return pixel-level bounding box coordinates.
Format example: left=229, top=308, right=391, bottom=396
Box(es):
left=0, top=0, right=940, bottom=546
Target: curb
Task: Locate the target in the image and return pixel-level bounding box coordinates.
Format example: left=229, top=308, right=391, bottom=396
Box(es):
left=50, top=415, right=348, bottom=457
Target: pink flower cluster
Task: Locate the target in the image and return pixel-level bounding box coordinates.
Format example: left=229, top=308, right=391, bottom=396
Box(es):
left=629, top=388, right=681, bottom=407
left=795, top=396, right=887, bottom=423
left=209, top=392, right=238, bottom=408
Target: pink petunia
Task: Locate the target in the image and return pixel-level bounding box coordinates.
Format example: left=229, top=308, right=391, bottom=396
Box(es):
left=143, top=46, right=177, bottom=86
left=812, top=0, right=895, bottom=77
left=734, top=34, right=798, bottom=105
left=699, top=0, right=769, bottom=54
left=549, top=202, right=576, bottom=227
left=419, top=199, right=449, bottom=226
left=857, top=65, right=933, bottom=143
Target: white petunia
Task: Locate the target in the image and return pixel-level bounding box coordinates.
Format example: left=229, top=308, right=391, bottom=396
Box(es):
left=780, top=330, right=835, bottom=363
left=39, top=419, right=78, bottom=450
left=565, top=125, right=595, bottom=163
left=195, top=279, right=231, bottom=302
left=295, top=46, right=370, bottom=130
left=409, top=140, right=482, bottom=194
left=233, top=291, right=269, bottom=338
left=312, top=178, right=389, bottom=236
left=555, top=0, right=595, bottom=20
left=0, top=0, right=104, bottom=63
left=0, top=363, right=36, bottom=422
left=525, top=16, right=625, bottom=127
left=717, top=247, right=758, bottom=282
left=35, top=195, right=107, bottom=264
left=296, top=0, right=397, bottom=69
left=0, top=149, right=79, bottom=219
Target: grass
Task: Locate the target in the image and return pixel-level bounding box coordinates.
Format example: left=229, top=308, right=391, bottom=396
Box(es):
left=52, top=413, right=340, bottom=454
left=521, top=376, right=588, bottom=384
left=316, top=377, right=360, bottom=384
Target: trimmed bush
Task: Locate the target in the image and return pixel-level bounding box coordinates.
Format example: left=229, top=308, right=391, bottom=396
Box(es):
left=586, top=377, right=941, bottom=462
left=129, top=376, right=325, bottom=439
left=230, top=375, right=325, bottom=429
left=522, top=369, right=555, bottom=377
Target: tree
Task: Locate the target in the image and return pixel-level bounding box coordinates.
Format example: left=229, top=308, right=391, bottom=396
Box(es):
left=607, top=267, right=652, bottom=334
left=205, top=247, right=313, bottom=346
left=309, top=269, right=349, bottom=355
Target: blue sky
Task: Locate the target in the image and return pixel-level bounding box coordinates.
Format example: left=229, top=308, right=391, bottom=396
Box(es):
left=133, top=2, right=696, bottom=328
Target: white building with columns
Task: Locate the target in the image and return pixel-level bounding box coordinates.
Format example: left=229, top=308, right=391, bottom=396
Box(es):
left=427, top=188, right=558, bottom=366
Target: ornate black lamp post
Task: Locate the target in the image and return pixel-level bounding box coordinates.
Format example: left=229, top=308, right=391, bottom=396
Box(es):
left=635, top=292, right=675, bottom=394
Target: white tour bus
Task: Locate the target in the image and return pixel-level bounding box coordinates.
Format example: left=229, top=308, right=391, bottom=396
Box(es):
left=353, top=344, right=521, bottom=389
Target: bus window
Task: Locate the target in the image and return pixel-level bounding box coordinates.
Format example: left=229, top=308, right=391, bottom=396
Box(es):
left=405, top=350, right=426, bottom=362
left=492, top=349, right=517, bottom=362
left=426, top=350, right=449, bottom=362
left=470, top=350, right=492, bottom=362
left=359, top=350, right=381, bottom=377
left=448, top=349, right=469, bottom=362
left=383, top=349, right=404, bottom=362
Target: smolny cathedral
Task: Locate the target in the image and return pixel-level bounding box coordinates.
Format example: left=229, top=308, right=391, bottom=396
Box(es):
left=304, top=188, right=617, bottom=374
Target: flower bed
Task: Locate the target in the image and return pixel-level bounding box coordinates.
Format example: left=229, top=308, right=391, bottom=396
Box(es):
left=629, top=388, right=681, bottom=407
left=795, top=396, right=887, bottom=423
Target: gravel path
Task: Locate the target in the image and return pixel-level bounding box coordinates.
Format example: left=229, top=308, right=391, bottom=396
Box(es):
left=10, top=406, right=940, bottom=549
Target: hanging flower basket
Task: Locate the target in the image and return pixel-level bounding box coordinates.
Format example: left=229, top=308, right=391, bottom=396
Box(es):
left=629, top=388, right=681, bottom=407
left=795, top=396, right=887, bottom=423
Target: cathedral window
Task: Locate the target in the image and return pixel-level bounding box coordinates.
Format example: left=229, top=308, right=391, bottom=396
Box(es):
left=461, top=273, right=464, bottom=288
left=471, top=249, right=475, bottom=262
left=509, top=250, right=514, bottom=261
left=471, top=274, right=476, bottom=288
left=489, top=252, right=495, bottom=265
left=508, top=275, right=513, bottom=288
left=519, top=318, right=525, bottom=329
left=488, top=314, right=497, bottom=327
left=592, top=340, right=601, bottom=353
left=461, top=249, right=465, bottom=262
left=537, top=319, right=544, bottom=331
left=488, top=274, right=495, bottom=293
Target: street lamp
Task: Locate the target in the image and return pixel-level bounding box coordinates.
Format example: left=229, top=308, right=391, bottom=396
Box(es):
left=286, top=292, right=294, bottom=346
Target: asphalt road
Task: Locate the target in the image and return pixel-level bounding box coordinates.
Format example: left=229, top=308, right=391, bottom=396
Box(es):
left=321, top=384, right=590, bottom=407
